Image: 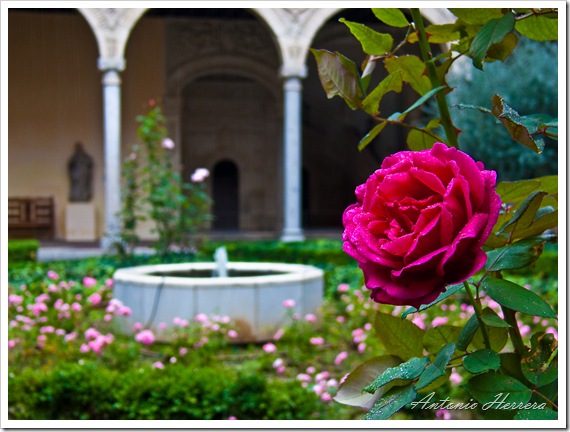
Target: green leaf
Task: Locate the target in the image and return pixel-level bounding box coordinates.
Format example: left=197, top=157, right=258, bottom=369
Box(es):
left=521, top=332, right=558, bottom=387
left=485, top=237, right=546, bottom=271
left=449, top=8, right=505, bottom=25
left=454, top=103, right=492, bottom=114
left=481, top=308, right=511, bottom=328
left=463, top=349, right=501, bottom=374
left=515, top=14, right=558, bottom=41
left=471, top=325, right=509, bottom=352
left=362, top=72, right=403, bottom=116
left=372, top=8, right=410, bottom=28
left=416, top=343, right=456, bottom=390
left=374, top=312, right=425, bottom=360
left=481, top=278, right=557, bottom=319
left=401, top=283, right=464, bottom=318
left=512, top=209, right=558, bottom=240
left=364, top=385, right=417, bottom=420
left=486, top=32, right=519, bottom=62
left=462, top=372, right=532, bottom=406
left=384, top=55, right=431, bottom=95
left=310, top=49, right=364, bottom=110
left=333, top=355, right=402, bottom=409
left=424, top=23, right=461, bottom=43
left=500, top=353, right=529, bottom=385
left=515, top=407, right=558, bottom=420
left=407, top=129, right=442, bottom=151
left=457, top=313, right=480, bottom=352
left=491, top=94, right=545, bottom=153
left=358, top=121, right=388, bottom=151
left=398, top=86, right=447, bottom=121
left=470, top=12, right=515, bottom=69
left=364, top=357, right=429, bottom=393
left=498, top=191, right=547, bottom=235
left=340, top=19, right=394, bottom=56
left=423, top=325, right=462, bottom=356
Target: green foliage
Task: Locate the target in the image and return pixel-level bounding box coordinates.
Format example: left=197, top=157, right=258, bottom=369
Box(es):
left=8, top=239, right=39, bottom=264
left=8, top=361, right=327, bottom=420
left=116, top=102, right=212, bottom=257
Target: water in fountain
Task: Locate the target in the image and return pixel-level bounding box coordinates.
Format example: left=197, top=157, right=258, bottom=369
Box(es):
left=213, top=246, right=228, bottom=277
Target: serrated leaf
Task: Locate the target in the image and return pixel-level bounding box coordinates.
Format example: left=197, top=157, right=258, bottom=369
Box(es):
left=521, top=332, right=558, bottom=387
left=462, top=372, right=532, bottom=405
left=457, top=313, right=480, bottom=352
left=481, top=308, right=511, bottom=328
left=498, top=191, right=546, bottom=235
left=485, top=237, right=546, bottom=271
left=423, top=325, right=462, bottom=355
left=310, top=49, right=364, bottom=110
left=463, top=349, right=501, bottom=374
left=362, top=72, right=402, bottom=115
left=515, top=407, right=558, bottom=420
left=515, top=14, right=558, bottom=41
left=374, top=312, right=425, bottom=360
left=364, top=357, right=429, bottom=393
left=402, top=283, right=464, bottom=318
left=399, top=86, right=447, bottom=121
left=481, top=278, right=557, bottom=319
left=333, top=355, right=402, bottom=409
left=416, top=343, right=455, bottom=390
left=425, top=23, right=461, bottom=43
left=470, top=12, right=515, bottom=69
left=491, top=94, right=545, bottom=153
left=512, top=209, right=558, bottom=240
left=340, top=19, right=394, bottom=56
left=449, top=8, right=505, bottom=25
left=384, top=55, right=431, bottom=95
left=358, top=121, right=387, bottom=151
left=364, top=385, right=417, bottom=420
left=372, top=8, right=410, bottom=28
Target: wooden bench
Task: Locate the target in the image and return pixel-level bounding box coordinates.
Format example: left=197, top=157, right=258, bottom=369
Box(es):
left=8, top=197, right=55, bottom=239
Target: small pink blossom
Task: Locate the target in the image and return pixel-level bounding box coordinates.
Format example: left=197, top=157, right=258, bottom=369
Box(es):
left=47, top=270, right=59, bottom=280
left=80, top=343, right=90, bottom=353
left=450, top=369, right=463, bottom=385
left=282, top=299, right=296, bottom=308
left=87, top=292, right=102, bottom=306
left=40, top=326, right=55, bottom=334
left=85, top=328, right=100, bottom=340
left=337, top=284, right=350, bottom=293
left=334, top=351, right=348, bottom=365
left=336, top=316, right=346, bottom=323
left=273, top=328, right=285, bottom=341
left=135, top=329, right=155, bottom=346
left=152, top=361, right=165, bottom=369
left=29, top=302, right=48, bottom=316
left=310, top=337, right=325, bottom=346
left=132, top=322, right=143, bottom=332
left=83, top=277, right=97, bottom=288
left=304, top=313, right=317, bottom=323
left=306, top=366, right=316, bottom=374
left=35, top=293, right=50, bottom=303
left=227, top=329, right=239, bottom=339
left=8, top=295, right=23, bottom=306
left=436, top=409, right=451, bottom=420
left=105, top=279, right=114, bottom=288
left=228, top=416, right=237, bottom=420
left=64, top=332, right=77, bottom=342
left=321, top=392, right=333, bottom=402
left=191, top=168, right=210, bottom=182
left=179, top=347, right=188, bottom=356
left=48, top=284, right=58, bottom=293
left=104, top=314, right=113, bottom=322
left=169, top=357, right=177, bottom=364
left=357, top=342, right=366, bottom=353
left=158, top=322, right=167, bottom=331
left=296, top=373, right=311, bottom=382
left=71, top=302, right=82, bottom=312
left=273, top=358, right=284, bottom=369
left=161, top=138, right=175, bottom=149
left=262, top=342, right=277, bottom=353
left=315, top=371, right=330, bottom=382
left=431, top=316, right=449, bottom=327
left=55, top=329, right=66, bottom=336
left=8, top=340, right=18, bottom=349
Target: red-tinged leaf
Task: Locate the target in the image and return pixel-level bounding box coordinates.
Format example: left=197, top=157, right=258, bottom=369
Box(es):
left=384, top=55, right=431, bottom=96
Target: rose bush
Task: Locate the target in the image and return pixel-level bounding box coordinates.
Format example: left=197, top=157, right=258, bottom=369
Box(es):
left=342, top=143, right=501, bottom=308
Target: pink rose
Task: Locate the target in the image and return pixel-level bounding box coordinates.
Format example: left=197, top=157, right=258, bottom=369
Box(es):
left=342, top=143, right=500, bottom=308
left=83, top=277, right=97, bottom=288
left=135, top=329, right=155, bottom=346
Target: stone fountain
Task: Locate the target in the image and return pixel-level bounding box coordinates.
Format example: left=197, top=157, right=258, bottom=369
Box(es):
left=112, top=247, right=324, bottom=342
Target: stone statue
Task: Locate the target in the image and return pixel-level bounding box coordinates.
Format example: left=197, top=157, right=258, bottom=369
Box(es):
left=68, top=142, right=93, bottom=202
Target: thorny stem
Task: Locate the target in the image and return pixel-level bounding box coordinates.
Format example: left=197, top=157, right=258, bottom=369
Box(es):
left=463, top=281, right=491, bottom=349
left=532, top=389, right=558, bottom=411
left=410, top=8, right=459, bottom=149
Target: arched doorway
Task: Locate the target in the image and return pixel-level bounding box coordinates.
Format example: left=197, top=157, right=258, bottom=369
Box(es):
left=213, top=159, right=239, bottom=230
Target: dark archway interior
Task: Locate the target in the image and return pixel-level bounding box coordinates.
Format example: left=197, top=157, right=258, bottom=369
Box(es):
left=212, top=159, right=240, bottom=230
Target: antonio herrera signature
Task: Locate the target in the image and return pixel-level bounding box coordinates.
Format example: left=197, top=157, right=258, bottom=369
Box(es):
left=410, top=392, right=547, bottom=411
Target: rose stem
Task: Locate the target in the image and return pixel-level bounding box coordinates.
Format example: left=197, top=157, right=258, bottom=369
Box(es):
left=463, top=280, right=491, bottom=349
left=501, top=305, right=527, bottom=356
left=409, top=8, right=459, bottom=150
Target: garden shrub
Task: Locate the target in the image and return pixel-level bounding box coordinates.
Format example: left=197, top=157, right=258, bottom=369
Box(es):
left=8, top=239, right=39, bottom=264
left=8, top=361, right=327, bottom=420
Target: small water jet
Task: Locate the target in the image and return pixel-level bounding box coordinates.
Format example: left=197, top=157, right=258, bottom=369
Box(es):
left=113, top=249, right=324, bottom=342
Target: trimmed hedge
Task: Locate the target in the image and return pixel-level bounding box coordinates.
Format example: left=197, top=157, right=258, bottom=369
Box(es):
left=8, top=361, right=331, bottom=420
left=8, top=239, right=39, bottom=264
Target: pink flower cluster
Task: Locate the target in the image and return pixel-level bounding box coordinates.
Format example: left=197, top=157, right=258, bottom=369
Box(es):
left=296, top=368, right=339, bottom=403
left=80, top=327, right=114, bottom=355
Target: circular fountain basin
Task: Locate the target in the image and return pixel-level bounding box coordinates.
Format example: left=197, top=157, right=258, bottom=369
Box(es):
left=113, top=262, right=324, bottom=342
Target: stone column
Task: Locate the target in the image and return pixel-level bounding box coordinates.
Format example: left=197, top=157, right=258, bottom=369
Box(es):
left=100, top=69, right=123, bottom=251
left=280, top=76, right=305, bottom=242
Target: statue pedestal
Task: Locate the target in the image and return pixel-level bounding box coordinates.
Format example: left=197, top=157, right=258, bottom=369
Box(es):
left=65, top=203, right=96, bottom=241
